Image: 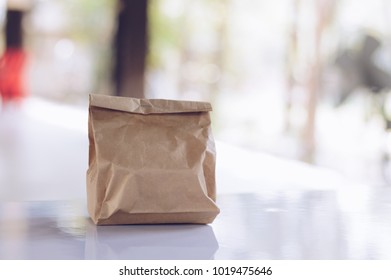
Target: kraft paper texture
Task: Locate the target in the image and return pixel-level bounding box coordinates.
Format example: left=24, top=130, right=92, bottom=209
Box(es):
left=87, top=94, right=220, bottom=225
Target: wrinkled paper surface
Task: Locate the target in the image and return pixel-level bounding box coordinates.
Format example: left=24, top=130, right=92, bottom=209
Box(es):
left=87, top=94, right=220, bottom=225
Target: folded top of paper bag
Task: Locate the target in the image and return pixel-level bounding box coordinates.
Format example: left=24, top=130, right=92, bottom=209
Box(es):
left=89, top=94, right=212, bottom=115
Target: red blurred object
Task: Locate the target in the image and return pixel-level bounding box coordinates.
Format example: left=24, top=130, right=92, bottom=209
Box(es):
left=0, top=48, right=26, bottom=105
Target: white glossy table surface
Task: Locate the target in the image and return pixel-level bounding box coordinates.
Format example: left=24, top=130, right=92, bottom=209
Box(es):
left=1, top=187, right=391, bottom=260
left=1, top=99, right=391, bottom=259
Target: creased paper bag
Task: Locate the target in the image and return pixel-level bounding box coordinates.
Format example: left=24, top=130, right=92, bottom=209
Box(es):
left=87, top=94, right=220, bottom=225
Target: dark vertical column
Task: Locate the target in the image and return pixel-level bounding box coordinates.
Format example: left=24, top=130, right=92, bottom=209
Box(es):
left=6, top=10, right=23, bottom=48
left=113, top=0, right=148, bottom=98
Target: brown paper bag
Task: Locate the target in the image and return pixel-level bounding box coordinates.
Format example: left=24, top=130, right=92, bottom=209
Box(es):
left=87, top=94, right=220, bottom=225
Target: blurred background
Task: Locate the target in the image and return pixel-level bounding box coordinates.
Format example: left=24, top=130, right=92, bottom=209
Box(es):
left=1, top=0, right=391, bottom=187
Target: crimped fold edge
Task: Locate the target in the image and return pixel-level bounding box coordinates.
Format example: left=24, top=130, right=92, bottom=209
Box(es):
left=89, top=94, right=212, bottom=114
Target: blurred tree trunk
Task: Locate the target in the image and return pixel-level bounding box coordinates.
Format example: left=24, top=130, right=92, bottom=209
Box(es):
left=113, top=0, right=148, bottom=98
left=303, top=0, right=336, bottom=162
left=284, top=0, right=300, bottom=133
left=285, top=0, right=336, bottom=162
left=209, top=0, right=229, bottom=103
left=177, top=3, right=191, bottom=97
